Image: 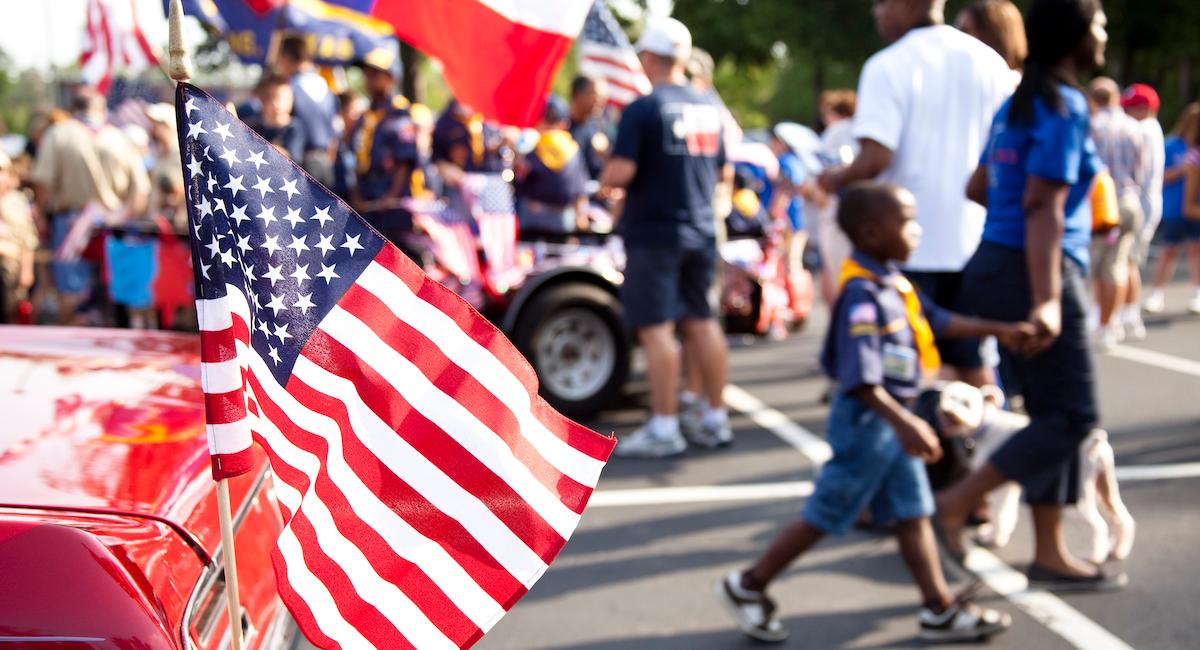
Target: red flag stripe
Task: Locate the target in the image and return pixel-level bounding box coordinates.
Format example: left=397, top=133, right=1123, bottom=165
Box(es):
left=275, top=376, right=530, bottom=606
left=337, top=284, right=593, bottom=513
left=203, top=387, right=247, bottom=425
left=249, top=379, right=485, bottom=645
left=299, top=327, right=569, bottom=559
left=371, top=246, right=614, bottom=461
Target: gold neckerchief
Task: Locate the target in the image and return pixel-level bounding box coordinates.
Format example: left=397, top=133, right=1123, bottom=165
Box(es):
left=838, top=256, right=941, bottom=377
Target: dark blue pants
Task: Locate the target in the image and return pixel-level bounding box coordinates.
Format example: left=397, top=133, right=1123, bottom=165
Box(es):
left=960, top=242, right=1098, bottom=504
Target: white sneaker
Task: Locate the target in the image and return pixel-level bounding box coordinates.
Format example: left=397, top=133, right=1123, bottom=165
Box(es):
left=714, top=571, right=789, bottom=643
left=1096, top=324, right=1121, bottom=352
left=614, top=426, right=686, bottom=459
left=1189, top=293, right=1200, bottom=314
left=918, top=600, right=1012, bottom=642
left=1143, top=290, right=1165, bottom=313
left=1124, top=309, right=1147, bottom=341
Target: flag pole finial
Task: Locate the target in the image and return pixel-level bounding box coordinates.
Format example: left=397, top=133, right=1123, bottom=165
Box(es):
left=167, top=0, right=193, bottom=82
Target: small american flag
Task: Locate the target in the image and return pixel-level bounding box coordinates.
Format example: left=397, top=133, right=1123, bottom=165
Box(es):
left=410, top=198, right=482, bottom=284
left=461, top=174, right=519, bottom=287
left=80, top=0, right=159, bottom=94
left=178, top=83, right=614, bottom=649
left=578, top=1, right=652, bottom=108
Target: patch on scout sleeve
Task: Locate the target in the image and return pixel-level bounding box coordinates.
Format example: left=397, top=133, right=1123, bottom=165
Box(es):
left=848, top=302, right=878, bottom=336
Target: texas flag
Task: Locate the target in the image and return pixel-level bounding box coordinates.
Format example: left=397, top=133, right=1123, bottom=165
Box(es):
left=339, top=0, right=592, bottom=127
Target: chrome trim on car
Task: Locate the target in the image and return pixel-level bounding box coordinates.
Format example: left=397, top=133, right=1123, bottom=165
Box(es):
left=181, top=466, right=272, bottom=650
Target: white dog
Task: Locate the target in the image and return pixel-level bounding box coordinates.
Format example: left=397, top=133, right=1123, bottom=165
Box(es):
left=936, top=382, right=1135, bottom=564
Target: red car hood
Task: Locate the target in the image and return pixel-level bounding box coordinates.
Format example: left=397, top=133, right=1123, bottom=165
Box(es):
left=0, top=326, right=261, bottom=555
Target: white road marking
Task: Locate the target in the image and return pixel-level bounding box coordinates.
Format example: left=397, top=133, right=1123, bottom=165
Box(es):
left=719, top=382, right=1134, bottom=650
left=590, top=481, right=814, bottom=508
left=964, top=549, right=1135, bottom=650
left=589, top=462, right=1199, bottom=508
left=722, top=384, right=833, bottom=463
left=1106, top=344, right=1200, bottom=378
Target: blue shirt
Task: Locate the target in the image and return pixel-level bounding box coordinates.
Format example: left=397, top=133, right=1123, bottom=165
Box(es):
left=569, top=117, right=609, bottom=180
left=516, top=138, right=589, bottom=207
left=290, top=71, right=339, bottom=153
left=777, top=151, right=807, bottom=230
left=348, top=96, right=419, bottom=227
left=1162, top=136, right=1190, bottom=222
left=820, top=251, right=950, bottom=400
left=980, top=85, right=1100, bottom=269
left=612, top=84, right=726, bottom=249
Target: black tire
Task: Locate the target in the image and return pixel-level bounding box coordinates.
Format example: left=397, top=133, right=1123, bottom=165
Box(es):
left=511, top=283, right=630, bottom=419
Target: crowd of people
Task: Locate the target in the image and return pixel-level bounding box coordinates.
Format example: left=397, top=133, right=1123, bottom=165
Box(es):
left=1, top=0, right=1199, bottom=643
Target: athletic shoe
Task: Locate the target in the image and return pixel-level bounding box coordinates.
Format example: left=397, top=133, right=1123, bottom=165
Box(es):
left=679, top=396, right=705, bottom=440
left=1189, top=293, right=1200, bottom=314
left=1124, top=310, right=1147, bottom=341
left=714, top=571, right=789, bottom=643
left=1096, top=324, right=1121, bottom=352
left=918, top=597, right=1011, bottom=642
left=614, top=426, right=686, bottom=459
left=1143, top=290, right=1165, bottom=313
left=687, top=417, right=733, bottom=449
left=1025, top=564, right=1128, bottom=592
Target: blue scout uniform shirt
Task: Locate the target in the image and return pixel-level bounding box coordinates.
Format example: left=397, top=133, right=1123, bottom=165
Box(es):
left=516, top=130, right=590, bottom=207
left=820, top=251, right=951, bottom=400
left=611, top=84, right=726, bottom=250
left=432, top=102, right=506, bottom=173
left=568, top=117, right=609, bottom=180
left=980, top=85, right=1100, bottom=270
left=349, top=94, right=419, bottom=227
left=247, top=118, right=306, bottom=163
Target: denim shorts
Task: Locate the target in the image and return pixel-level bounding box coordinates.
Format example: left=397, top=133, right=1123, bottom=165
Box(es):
left=620, top=244, right=716, bottom=329
left=802, top=393, right=935, bottom=535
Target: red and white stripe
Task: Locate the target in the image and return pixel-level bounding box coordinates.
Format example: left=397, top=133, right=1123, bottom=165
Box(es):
left=578, top=47, right=651, bottom=109
left=369, top=0, right=592, bottom=127
left=477, top=212, right=517, bottom=278
left=197, top=244, right=613, bottom=648
left=80, top=0, right=161, bottom=94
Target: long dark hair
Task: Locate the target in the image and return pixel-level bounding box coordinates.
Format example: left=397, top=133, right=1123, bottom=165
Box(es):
left=1008, top=0, right=1101, bottom=125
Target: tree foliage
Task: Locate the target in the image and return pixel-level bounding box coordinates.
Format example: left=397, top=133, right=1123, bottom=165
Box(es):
left=660, top=0, right=1200, bottom=129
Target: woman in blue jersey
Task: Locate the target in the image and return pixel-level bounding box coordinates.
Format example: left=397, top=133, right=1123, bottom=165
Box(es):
left=937, top=0, right=1125, bottom=589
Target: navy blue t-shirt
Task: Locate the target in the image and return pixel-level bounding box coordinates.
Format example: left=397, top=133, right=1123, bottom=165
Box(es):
left=516, top=139, right=589, bottom=206
left=612, top=84, right=726, bottom=249
left=820, top=252, right=950, bottom=400
left=569, top=117, right=609, bottom=180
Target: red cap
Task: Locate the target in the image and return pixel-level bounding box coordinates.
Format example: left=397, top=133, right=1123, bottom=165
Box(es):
left=1121, top=84, right=1160, bottom=111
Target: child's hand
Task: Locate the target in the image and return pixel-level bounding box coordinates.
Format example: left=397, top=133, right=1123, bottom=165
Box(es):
left=995, top=321, right=1038, bottom=351
left=895, top=414, right=943, bottom=463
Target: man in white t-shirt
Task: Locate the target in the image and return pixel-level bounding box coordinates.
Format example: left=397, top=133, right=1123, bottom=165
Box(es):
left=818, top=0, right=1010, bottom=387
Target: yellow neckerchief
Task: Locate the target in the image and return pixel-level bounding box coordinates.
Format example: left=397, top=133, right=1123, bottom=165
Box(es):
left=356, top=96, right=410, bottom=175
left=534, top=129, right=579, bottom=172
left=453, top=110, right=485, bottom=166
left=838, top=256, right=941, bottom=376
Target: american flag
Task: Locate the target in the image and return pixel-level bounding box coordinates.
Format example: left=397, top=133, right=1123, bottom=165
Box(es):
left=410, top=199, right=482, bottom=284
left=178, top=83, right=615, bottom=648
left=80, top=0, right=160, bottom=94
left=461, top=174, right=519, bottom=287
left=577, top=1, right=652, bottom=108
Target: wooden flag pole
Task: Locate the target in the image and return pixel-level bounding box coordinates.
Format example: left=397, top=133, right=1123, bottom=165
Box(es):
left=168, top=2, right=243, bottom=649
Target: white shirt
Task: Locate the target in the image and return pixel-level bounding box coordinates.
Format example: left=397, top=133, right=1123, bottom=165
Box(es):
left=853, top=25, right=1012, bottom=271
left=1138, top=116, right=1166, bottom=235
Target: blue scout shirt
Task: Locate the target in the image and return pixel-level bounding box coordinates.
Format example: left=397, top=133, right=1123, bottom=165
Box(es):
left=432, top=102, right=506, bottom=173
left=611, top=84, right=726, bottom=250
left=569, top=117, right=609, bottom=180
left=515, top=130, right=589, bottom=207
left=980, top=85, right=1100, bottom=269
left=1162, top=136, right=1190, bottom=221
left=349, top=95, right=419, bottom=227
left=820, top=251, right=951, bottom=400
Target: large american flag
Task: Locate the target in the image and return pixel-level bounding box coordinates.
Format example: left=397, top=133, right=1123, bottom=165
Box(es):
left=577, top=1, right=651, bottom=108
left=178, top=83, right=615, bottom=648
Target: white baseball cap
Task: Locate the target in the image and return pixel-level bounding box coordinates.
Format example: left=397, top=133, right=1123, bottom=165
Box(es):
left=635, top=17, right=692, bottom=62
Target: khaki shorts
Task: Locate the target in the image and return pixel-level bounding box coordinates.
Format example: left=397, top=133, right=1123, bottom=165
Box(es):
left=1090, top=194, right=1144, bottom=284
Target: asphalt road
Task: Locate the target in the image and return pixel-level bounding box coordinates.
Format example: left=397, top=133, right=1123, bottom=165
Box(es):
left=475, top=280, right=1200, bottom=650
